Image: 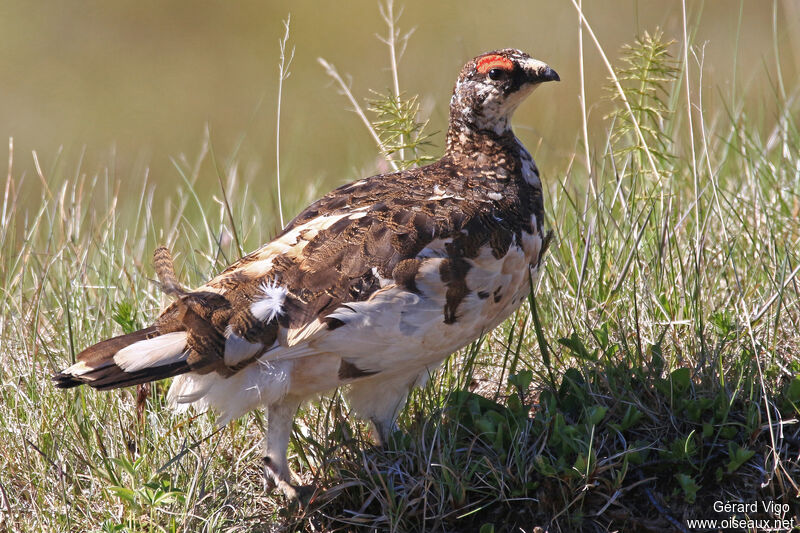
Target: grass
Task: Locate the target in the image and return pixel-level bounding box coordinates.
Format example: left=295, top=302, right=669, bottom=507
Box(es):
left=1, top=3, right=799, bottom=532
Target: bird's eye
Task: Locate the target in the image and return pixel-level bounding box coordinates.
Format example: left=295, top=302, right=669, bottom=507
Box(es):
left=488, top=68, right=505, bottom=81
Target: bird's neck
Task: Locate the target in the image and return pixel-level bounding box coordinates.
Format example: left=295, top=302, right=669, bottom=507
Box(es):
left=445, top=117, right=518, bottom=159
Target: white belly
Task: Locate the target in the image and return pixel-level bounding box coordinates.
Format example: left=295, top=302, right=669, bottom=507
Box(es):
left=311, top=229, right=543, bottom=374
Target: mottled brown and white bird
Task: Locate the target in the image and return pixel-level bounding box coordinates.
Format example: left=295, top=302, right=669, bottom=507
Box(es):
left=54, top=48, right=559, bottom=499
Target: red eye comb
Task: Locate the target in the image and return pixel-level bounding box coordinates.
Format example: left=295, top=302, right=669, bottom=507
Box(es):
left=476, top=54, right=514, bottom=74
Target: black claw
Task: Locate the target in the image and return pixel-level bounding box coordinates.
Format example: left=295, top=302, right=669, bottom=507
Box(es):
left=262, top=457, right=278, bottom=490
left=294, top=484, right=318, bottom=507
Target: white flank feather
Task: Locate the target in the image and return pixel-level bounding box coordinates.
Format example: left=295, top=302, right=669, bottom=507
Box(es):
left=211, top=359, right=292, bottom=425
left=250, top=280, right=288, bottom=322
left=167, top=373, right=215, bottom=408
left=114, top=332, right=189, bottom=372
left=223, top=325, right=263, bottom=367
left=167, top=359, right=292, bottom=425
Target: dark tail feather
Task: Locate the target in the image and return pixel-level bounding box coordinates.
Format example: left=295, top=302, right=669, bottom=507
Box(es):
left=52, top=326, right=191, bottom=390
left=64, top=360, right=189, bottom=390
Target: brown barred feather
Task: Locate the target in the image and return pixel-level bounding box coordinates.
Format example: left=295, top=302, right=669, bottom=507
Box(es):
left=153, top=245, right=186, bottom=296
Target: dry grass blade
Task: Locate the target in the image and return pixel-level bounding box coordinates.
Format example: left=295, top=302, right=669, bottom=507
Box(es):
left=275, top=14, right=294, bottom=229
left=317, top=57, right=399, bottom=172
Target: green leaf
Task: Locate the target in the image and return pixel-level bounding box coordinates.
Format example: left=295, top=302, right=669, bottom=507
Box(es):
left=786, top=376, right=800, bottom=403
left=533, top=455, right=556, bottom=476
left=368, top=90, right=434, bottom=169
left=593, top=323, right=610, bottom=349
left=670, top=367, right=691, bottom=392
left=558, top=332, right=597, bottom=361
left=98, top=519, right=127, bottom=533
left=586, top=405, right=608, bottom=426
left=110, top=456, right=137, bottom=478
left=667, top=432, right=697, bottom=461
left=475, top=417, right=497, bottom=436
left=508, top=369, right=533, bottom=392
left=106, top=486, right=138, bottom=505
left=686, top=397, right=712, bottom=422
left=726, top=443, right=755, bottom=473
left=152, top=490, right=184, bottom=506
left=674, top=473, right=700, bottom=503
left=745, top=402, right=760, bottom=433
left=619, top=405, right=643, bottom=431
left=650, top=343, right=664, bottom=374
left=573, top=450, right=596, bottom=477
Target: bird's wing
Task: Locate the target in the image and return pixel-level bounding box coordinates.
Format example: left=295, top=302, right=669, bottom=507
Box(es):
left=288, top=190, right=545, bottom=375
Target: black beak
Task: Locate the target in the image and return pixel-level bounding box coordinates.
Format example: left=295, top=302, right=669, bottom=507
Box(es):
left=536, top=65, right=560, bottom=83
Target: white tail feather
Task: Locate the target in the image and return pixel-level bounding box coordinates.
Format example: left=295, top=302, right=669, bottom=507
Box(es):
left=62, top=359, right=109, bottom=377
left=114, top=332, right=189, bottom=372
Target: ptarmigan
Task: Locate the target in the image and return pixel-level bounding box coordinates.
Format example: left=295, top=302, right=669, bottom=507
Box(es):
left=54, top=48, right=559, bottom=500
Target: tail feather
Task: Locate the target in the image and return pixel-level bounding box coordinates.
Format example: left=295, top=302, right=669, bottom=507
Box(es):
left=153, top=246, right=187, bottom=297
left=114, top=332, right=189, bottom=372
left=82, top=360, right=189, bottom=390
left=53, top=327, right=191, bottom=390
left=54, top=246, right=226, bottom=392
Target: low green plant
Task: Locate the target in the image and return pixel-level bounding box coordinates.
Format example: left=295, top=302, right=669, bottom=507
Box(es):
left=368, top=90, right=435, bottom=170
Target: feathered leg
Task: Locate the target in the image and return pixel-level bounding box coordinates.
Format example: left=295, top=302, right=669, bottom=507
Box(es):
left=262, top=396, right=312, bottom=501
left=346, top=370, right=426, bottom=446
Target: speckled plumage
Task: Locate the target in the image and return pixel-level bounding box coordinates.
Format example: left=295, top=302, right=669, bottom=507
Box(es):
left=54, top=48, right=559, bottom=500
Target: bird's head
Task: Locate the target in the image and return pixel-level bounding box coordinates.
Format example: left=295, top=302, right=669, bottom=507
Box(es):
left=448, top=49, right=559, bottom=140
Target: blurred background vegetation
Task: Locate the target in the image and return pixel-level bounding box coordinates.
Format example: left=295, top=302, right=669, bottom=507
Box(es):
left=1, top=0, right=798, bottom=221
